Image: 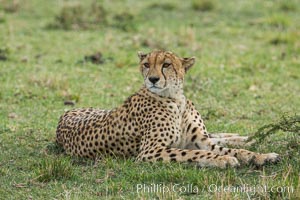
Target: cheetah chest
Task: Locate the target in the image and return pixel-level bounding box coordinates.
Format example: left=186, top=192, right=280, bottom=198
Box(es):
left=165, top=97, right=186, bottom=148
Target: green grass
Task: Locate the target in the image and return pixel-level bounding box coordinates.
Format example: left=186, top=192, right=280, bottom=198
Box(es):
left=0, top=0, right=299, bottom=199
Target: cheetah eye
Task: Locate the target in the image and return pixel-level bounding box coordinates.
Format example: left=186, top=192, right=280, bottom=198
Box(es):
left=143, top=63, right=150, bottom=68
left=162, top=63, right=171, bottom=68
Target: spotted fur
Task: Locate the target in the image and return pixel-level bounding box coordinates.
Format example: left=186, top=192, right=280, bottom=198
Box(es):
left=56, top=50, right=280, bottom=168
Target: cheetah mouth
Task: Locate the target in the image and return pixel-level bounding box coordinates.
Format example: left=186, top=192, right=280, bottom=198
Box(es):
left=149, top=84, right=166, bottom=90
left=150, top=85, right=162, bottom=89
left=148, top=85, right=168, bottom=93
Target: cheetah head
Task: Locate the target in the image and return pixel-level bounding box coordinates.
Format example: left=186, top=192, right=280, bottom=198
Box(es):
left=138, top=50, right=195, bottom=98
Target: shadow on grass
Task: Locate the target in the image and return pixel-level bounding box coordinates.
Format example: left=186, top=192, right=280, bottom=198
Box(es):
left=45, top=142, right=65, bottom=155
left=45, top=142, right=101, bottom=167
left=34, top=156, right=75, bottom=182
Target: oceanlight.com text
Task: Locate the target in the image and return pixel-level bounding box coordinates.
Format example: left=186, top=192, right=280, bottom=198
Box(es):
left=136, top=183, right=294, bottom=195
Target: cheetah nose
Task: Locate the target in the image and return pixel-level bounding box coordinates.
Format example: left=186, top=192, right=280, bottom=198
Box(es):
left=148, top=76, right=160, bottom=84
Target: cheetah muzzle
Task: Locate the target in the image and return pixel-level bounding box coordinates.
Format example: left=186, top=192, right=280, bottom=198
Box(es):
left=56, top=50, right=280, bottom=169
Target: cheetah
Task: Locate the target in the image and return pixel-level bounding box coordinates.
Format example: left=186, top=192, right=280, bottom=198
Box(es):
left=56, top=50, right=280, bottom=168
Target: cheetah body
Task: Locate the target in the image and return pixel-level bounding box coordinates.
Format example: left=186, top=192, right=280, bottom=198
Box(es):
left=56, top=50, right=280, bottom=168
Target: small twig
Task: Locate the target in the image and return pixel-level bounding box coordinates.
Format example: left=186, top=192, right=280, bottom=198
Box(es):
left=248, top=114, right=300, bottom=143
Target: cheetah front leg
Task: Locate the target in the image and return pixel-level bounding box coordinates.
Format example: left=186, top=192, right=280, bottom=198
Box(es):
left=185, top=128, right=280, bottom=166
left=183, top=101, right=280, bottom=166
left=137, top=145, right=240, bottom=169
left=208, top=133, right=254, bottom=147
left=136, top=127, right=240, bottom=169
left=202, top=140, right=279, bottom=166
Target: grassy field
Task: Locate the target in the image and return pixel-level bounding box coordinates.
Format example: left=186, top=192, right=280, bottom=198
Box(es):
left=0, top=0, right=299, bottom=199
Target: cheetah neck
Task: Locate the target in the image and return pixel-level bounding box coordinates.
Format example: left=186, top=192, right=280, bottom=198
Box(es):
left=159, top=87, right=184, bottom=100
left=141, top=86, right=186, bottom=114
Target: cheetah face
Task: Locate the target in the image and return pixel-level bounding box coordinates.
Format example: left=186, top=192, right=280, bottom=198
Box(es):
left=138, top=50, right=195, bottom=97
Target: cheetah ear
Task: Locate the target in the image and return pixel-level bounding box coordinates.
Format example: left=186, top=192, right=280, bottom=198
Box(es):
left=182, top=57, right=195, bottom=72
left=137, top=51, right=147, bottom=62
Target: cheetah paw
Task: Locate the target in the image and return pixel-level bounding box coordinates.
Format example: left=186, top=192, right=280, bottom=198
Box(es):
left=217, top=156, right=240, bottom=169
left=253, top=153, right=281, bottom=166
